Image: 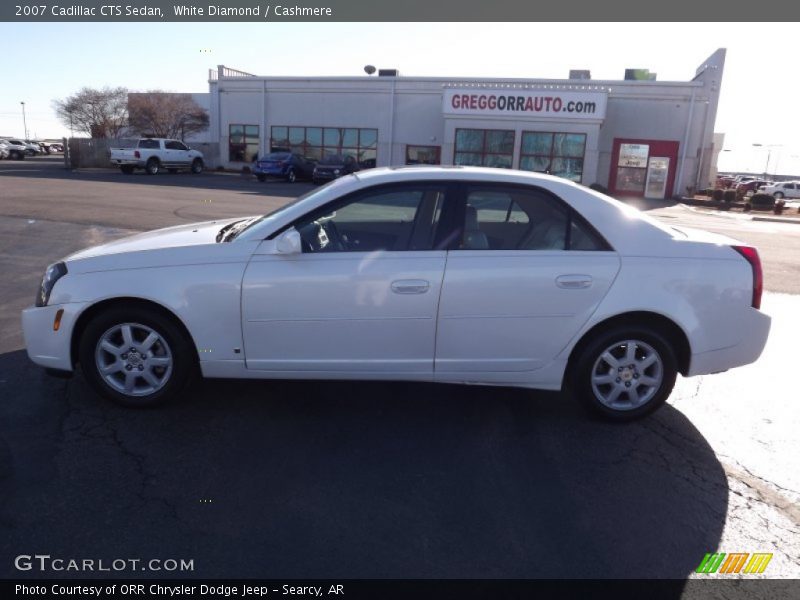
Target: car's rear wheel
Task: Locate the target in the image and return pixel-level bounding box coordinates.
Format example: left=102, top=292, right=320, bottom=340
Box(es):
left=79, top=307, right=196, bottom=408
left=286, top=168, right=296, bottom=183
left=191, top=158, right=203, bottom=174
left=774, top=191, right=784, bottom=199
left=570, top=326, right=677, bottom=421
left=145, top=158, right=160, bottom=175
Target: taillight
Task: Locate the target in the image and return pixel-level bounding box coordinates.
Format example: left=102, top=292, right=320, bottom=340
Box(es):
left=134, top=150, right=140, bottom=159
left=733, top=246, right=763, bottom=309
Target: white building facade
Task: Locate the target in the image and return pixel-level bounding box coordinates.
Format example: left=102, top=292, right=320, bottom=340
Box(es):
left=207, top=50, right=725, bottom=198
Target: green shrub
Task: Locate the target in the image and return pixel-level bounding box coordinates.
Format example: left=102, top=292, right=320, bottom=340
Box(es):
left=723, top=190, right=736, bottom=203
left=712, top=189, right=724, bottom=201
left=750, top=193, right=775, bottom=209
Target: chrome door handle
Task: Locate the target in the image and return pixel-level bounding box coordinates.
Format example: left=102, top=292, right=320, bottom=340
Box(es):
left=391, top=279, right=430, bottom=294
left=556, top=274, right=593, bottom=289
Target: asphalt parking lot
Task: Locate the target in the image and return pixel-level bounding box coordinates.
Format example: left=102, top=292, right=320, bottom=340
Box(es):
left=0, top=156, right=798, bottom=584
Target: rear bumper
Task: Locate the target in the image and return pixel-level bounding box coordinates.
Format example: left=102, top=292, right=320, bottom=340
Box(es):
left=687, top=308, right=771, bottom=376
left=111, top=159, right=142, bottom=167
left=253, top=165, right=288, bottom=177
left=21, top=302, right=88, bottom=372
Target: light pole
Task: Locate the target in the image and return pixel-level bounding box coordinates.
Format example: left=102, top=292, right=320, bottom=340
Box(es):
left=20, top=101, right=28, bottom=140
left=752, top=143, right=782, bottom=180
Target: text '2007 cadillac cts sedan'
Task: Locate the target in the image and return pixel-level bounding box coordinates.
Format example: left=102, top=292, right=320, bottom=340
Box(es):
left=22, top=167, right=770, bottom=420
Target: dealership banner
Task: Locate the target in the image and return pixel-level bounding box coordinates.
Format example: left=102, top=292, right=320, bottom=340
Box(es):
left=443, top=89, right=607, bottom=120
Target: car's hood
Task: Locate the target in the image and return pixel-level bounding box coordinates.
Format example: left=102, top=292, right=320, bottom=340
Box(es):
left=65, top=216, right=257, bottom=261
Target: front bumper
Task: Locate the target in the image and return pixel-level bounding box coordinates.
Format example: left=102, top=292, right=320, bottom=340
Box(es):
left=21, top=302, right=88, bottom=372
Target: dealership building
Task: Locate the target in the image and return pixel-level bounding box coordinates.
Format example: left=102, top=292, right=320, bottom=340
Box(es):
left=204, top=49, right=725, bottom=199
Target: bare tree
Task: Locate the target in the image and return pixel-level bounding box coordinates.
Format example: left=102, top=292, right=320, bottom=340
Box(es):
left=127, top=92, right=210, bottom=140
left=53, top=87, right=129, bottom=138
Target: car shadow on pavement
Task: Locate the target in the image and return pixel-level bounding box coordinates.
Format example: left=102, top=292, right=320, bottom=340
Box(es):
left=0, top=350, right=727, bottom=585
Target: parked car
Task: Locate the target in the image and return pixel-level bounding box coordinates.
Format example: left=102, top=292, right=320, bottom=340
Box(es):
left=253, top=152, right=316, bottom=183
left=1, top=139, right=29, bottom=160
left=22, top=167, right=770, bottom=421
left=109, top=138, right=204, bottom=175
left=759, top=181, right=800, bottom=199
left=312, top=154, right=359, bottom=184
left=736, top=179, right=770, bottom=197
left=23, top=140, right=42, bottom=156
left=0, top=141, right=9, bottom=160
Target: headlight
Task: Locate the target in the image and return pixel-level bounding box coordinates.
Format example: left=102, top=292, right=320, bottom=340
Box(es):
left=36, top=262, right=67, bottom=307
left=333, top=169, right=341, bottom=175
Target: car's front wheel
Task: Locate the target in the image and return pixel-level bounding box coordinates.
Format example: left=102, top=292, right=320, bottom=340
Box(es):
left=570, top=326, right=677, bottom=421
left=286, top=168, right=296, bottom=183
left=191, top=158, right=203, bottom=174
left=78, top=306, right=196, bottom=407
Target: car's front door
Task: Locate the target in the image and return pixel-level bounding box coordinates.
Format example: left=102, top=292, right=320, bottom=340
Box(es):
left=241, top=182, right=450, bottom=375
left=434, top=183, right=621, bottom=377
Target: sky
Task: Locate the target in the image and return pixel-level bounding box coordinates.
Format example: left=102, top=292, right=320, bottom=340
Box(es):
left=1, top=22, right=798, bottom=174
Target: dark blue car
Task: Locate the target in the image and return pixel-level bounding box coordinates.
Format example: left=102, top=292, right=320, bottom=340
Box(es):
left=253, top=152, right=316, bottom=183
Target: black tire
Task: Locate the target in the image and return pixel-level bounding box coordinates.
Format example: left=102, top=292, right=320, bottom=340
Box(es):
left=78, top=306, right=197, bottom=408
left=11, top=151, right=24, bottom=160
left=145, top=157, right=160, bottom=175
left=120, top=165, right=134, bottom=174
left=569, top=325, right=677, bottom=421
left=286, top=168, right=296, bottom=183
left=256, top=174, right=266, bottom=182
left=774, top=192, right=784, bottom=199
left=191, top=158, right=203, bottom=174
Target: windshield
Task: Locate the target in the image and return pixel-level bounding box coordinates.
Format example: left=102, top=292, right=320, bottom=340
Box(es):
left=262, top=152, right=291, bottom=161
left=230, top=177, right=353, bottom=240
left=319, top=155, right=345, bottom=165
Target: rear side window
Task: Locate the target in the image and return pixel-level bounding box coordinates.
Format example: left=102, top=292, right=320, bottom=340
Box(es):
left=138, top=139, right=160, bottom=149
left=459, top=184, right=609, bottom=251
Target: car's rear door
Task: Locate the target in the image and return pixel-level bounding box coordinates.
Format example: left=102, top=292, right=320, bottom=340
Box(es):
left=241, top=182, right=451, bottom=375
left=434, top=182, right=621, bottom=377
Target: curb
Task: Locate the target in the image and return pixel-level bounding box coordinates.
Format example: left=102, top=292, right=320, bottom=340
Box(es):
left=678, top=204, right=800, bottom=225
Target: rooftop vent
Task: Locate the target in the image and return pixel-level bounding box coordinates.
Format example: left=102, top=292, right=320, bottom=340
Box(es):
left=569, top=70, right=591, bottom=80
left=378, top=69, right=399, bottom=77
left=624, top=68, right=657, bottom=81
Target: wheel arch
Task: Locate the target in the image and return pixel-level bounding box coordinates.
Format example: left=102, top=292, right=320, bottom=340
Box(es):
left=70, top=297, right=199, bottom=369
left=565, top=311, right=691, bottom=380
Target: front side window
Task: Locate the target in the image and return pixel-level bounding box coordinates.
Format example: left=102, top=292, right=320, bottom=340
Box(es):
left=293, top=185, right=446, bottom=253
left=458, top=185, right=608, bottom=251
left=229, top=124, right=259, bottom=162
left=519, top=132, right=586, bottom=182
left=454, top=129, right=514, bottom=169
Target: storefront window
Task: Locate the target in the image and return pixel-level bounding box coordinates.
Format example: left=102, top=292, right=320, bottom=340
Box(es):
left=406, top=145, right=441, bottom=165
left=272, top=126, right=378, bottom=168
left=519, top=132, right=586, bottom=182
left=229, top=124, right=259, bottom=162
left=454, top=129, right=514, bottom=169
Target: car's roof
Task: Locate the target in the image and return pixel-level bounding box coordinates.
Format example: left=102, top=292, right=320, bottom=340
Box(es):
left=352, top=165, right=576, bottom=187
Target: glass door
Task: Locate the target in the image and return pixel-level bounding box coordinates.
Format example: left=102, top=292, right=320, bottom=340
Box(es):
left=645, top=157, right=670, bottom=199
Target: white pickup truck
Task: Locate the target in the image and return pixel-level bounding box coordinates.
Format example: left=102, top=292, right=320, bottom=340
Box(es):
left=110, top=138, right=204, bottom=175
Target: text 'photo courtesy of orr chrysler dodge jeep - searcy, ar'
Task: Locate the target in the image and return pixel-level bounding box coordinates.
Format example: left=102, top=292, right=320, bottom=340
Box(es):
left=22, top=167, right=771, bottom=421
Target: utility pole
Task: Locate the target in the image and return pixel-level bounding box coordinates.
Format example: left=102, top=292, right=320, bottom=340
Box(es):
left=20, top=101, right=28, bottom=139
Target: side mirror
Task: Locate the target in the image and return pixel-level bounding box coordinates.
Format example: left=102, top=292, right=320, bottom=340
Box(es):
left=276, top=227, right=302, bottom=254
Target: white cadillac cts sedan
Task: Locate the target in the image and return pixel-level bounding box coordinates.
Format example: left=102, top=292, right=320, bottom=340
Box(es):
left=22, top=167, right=771, bottom=420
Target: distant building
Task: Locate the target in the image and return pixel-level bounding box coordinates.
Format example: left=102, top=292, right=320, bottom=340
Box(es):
left=202, top=50, right=726, bottom=198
